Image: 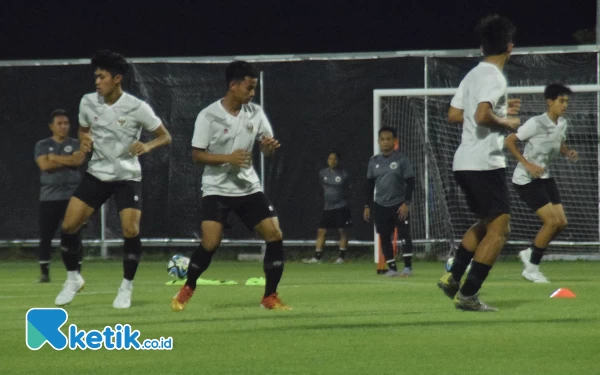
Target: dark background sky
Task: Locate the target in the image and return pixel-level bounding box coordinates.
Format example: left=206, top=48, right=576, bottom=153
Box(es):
left=1, top=0, right=597, bottom=60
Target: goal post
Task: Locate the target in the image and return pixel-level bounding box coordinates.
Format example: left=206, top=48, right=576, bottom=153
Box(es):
left=373, top=84, right=600, bottom=263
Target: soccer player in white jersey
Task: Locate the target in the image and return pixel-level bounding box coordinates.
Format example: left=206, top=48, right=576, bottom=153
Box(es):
left=437, top=15, right=520, bottom=311
left=172, top=61, right=289, bottom=311
left=505, top=84, right=577, bottom=283
left=54, top=50, right=172, bottom=308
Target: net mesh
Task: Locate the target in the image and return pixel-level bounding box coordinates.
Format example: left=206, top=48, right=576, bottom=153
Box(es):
left=379, top=89, right=599, bottom=255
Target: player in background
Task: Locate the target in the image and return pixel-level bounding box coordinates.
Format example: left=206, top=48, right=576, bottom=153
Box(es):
left=364, top=127, right=415, bottom=277
left=34, top=109, right=85, bottom=282
left=505, top=84, right=577, bottom=283
left=304, top=151, right=352, bottom=264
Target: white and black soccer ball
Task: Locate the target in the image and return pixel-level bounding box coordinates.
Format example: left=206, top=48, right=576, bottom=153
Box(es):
left=445, top=256, right=454, bottom=272
left=445, top=256, right=471, bottom=273
left=167, top=255, right=190, bottom=279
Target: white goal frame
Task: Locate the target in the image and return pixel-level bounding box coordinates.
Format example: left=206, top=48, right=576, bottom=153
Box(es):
left=372, top=84, right=600, bottom=262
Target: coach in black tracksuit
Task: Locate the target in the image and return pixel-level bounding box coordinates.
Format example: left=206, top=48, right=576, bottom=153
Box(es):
left=364, top=126, right=415, bottom=277
left=34, top=109, right=85, bottom=282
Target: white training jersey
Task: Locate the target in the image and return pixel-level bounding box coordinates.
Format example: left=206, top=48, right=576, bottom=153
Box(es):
left=191, top=100, right=274, bottom=197
left=452, top=62, right=509, bottom=171
left=78, top=92, right=162, bottom=182
left=512, top=113, right=567, bottom=185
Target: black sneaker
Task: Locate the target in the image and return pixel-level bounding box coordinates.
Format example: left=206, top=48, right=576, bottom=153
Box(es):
left=437, top=272, right=460, bottom=299
left=36, top=274, right=50, bottom=283
left=454, top=292, right=498, bottom=312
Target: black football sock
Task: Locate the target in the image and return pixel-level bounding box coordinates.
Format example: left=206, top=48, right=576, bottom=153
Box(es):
left=185, top=245, right=215, bottom=290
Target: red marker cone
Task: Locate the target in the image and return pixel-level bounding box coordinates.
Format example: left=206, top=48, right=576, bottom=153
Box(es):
left=550, top=288, right=576, bottom=298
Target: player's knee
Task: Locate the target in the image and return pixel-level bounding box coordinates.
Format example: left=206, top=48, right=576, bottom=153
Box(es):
left=543, top=216, right=562, bottom=232
left=201, top=238, right=221, bottom=252
left=263, top=228, right=283, bottom=242
left=488, top=222, right=510, bottom=242
left=556, top=217, right=568, bottom=233
left=61, top=220, right=80, bottom=235
left=122, top=225, right=139, bottom=238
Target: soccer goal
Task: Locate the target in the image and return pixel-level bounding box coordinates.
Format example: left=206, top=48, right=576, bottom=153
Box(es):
left=373, top=84, right=600, bottom=262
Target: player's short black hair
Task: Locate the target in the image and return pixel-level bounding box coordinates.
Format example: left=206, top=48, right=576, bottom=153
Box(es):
left=226, top=61, right=258, bottom=86
left=329, top=151, right=341, bottom=160
left=476, top=15, right=516, bottom=56
left=544, top=83, right=572, bottom=100
left=49, top=109, right=68, bottom=124
left=378, top=126, right=397, bottom=138
left=91, top=50, right=129, bottom=77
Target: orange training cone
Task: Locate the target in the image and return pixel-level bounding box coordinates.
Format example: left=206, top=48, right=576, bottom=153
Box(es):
left=550, top=288, right=576, bottom=298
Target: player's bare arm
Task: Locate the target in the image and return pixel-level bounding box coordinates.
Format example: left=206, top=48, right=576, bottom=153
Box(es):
left=259, top=136, right=280, bottom=156
left=129, top=124, right=172, bottom=156
left=447, top=105, right=464, bottom=124
left=505, top=133, right=544, bottom=178
left=507, top=98, right=521, bottom=115
left=192, top=148, right=251, bottom=168
left=560, top=141, right=578, bottom=163
left=79, top=127, right=93, bottom=153
left=475, top=102, right=520, bottom=131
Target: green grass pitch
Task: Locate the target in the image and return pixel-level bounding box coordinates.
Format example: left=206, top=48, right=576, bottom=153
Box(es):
left=1, top=260, right=598, bottom=375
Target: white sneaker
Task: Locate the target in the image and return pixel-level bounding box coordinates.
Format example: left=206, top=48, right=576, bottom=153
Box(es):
left=303, top=257, right=321, bottom=264
left=334, top=258, right=344, bottom=264
left=518, top=248, right=533, bottom=267
left=400, top=267, right=412, bottom=277
left=522, top=266, right=550, bottom=283
left=519, top=248, right=550, bottom=283
left=55, top=276, right=85, bottom=306
left=113, top=287, right=132, bottom=309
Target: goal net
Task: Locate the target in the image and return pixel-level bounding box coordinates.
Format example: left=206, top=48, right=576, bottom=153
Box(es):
left=373, top=85, right=600, bottom=260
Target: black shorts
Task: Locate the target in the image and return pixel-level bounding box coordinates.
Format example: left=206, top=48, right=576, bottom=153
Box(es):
left=202, top=192, right=276, bottom=231
left=319, top=206, right=353, bottom=229
left=513, top=178, right=561, bottom=212
left=373, top=202, right=409, bottom=235
left=73, top=173, right=142, bottom=211
left=454, top=169, right=510, bottom=218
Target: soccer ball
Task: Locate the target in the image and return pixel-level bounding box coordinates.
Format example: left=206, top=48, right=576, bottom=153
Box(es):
left=445, top=256, right=472, bottom=273
left=444, top=257, right=454, bottom=272
left=167, top=255, right=190, bottom=279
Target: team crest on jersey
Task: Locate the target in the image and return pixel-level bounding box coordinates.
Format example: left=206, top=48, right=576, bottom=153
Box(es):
left=390, top=162, right=398, bottom=169
left=224, top=129, right=229, bottom=134
left=375, top=164, right=380, bottom=168
left=335, top=176, right=342, bottom=182
left=64, top=146, right=73, bottom=153
left=117, top=117, right=127, bottom=126
left=49, top=147, right=54, bottom=152
left=247, top=122, right=254, bottom=133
